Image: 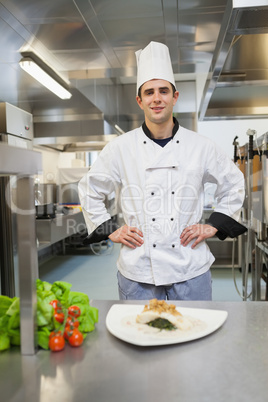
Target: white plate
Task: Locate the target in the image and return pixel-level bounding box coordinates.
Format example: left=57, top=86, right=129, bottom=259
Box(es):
left=106, top=304, right=228, bottom=346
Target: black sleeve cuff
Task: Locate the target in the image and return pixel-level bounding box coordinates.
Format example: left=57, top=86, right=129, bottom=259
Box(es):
left=83, top=218, right=119, bottom=245
left=207, top=212, right=247, bottom=240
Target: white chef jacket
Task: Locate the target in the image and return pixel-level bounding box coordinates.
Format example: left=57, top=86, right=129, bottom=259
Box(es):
left=78, top=125, right=245, bottom=286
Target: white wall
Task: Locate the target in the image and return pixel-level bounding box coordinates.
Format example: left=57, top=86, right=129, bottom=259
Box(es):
left=198, top=119, right=268, bottom=159
left=34, top=148, right=78, bottom=183
left=34, top=148, right=60, bottom=183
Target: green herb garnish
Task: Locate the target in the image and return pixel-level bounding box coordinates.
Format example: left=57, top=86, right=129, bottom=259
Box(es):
left=147, top=318, right=177, bottom=331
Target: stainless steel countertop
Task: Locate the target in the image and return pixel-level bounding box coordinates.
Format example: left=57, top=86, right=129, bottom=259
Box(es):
left=0, top=142, right=42, bottom=175
left=36, top=210, right=85, bottom=247
left=1, top=300, right=268, bottom=402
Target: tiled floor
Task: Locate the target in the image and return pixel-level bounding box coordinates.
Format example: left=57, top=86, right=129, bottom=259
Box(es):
left=39, top=242, right=250, bottom=301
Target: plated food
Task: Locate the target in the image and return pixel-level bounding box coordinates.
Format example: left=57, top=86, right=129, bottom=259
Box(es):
left=136, top=299, right=194, bottom=331
left=106, top=302, right=228, bottom=346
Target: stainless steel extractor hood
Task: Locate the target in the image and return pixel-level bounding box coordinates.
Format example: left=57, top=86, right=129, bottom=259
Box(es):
left=33, top=134, right=118, bottom=152
left=32, top=88, right=118, bottom=152
left=199, top=0, right=268, bottom=120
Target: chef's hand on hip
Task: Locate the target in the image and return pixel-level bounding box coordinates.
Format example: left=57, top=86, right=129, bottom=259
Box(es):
left=108, top=225, right=144, bottom=249
left=180, top=224, right=218, bottom=249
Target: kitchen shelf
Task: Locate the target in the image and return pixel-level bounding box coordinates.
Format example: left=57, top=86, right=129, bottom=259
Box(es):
left=36, top=211, right=85, bottom=246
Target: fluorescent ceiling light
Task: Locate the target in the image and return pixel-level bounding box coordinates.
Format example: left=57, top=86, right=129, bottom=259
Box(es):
left=19, top=55, right=72, bottom=100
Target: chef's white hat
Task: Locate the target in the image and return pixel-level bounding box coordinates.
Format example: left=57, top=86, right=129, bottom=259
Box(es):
left=135, top=41, right=176, bottom=95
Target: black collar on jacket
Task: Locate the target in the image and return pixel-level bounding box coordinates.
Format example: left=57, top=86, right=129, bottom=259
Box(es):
left=142, top=117, right=179, bottom=139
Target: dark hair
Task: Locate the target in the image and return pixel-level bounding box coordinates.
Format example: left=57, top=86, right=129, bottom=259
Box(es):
left=137, top=83, right=177, bottom=99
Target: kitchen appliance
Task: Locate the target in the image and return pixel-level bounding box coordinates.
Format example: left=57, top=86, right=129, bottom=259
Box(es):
left=236, top=130, right=268, bottom=300
left=260, top=133, right=268, bottom=226
left=243, top=131, right=268, bottom=240
left=0, top=102, right=34, bottom=297
left=0, top=102, right=33, bottom=148
left=35, top=203, right=56, bottom=219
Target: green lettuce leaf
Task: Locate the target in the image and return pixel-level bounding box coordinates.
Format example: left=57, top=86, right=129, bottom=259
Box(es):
left=51, top=281, right=72, bottom=305
left=88, top=306, right=98, bottom=324
left=0, top=333, right=10, bottom=351
left=0, top=315, right=9, bottom=331
left=67, top=291, right=89, bottom=306
left=37, top=300, right=54, bottom=327
left=38, top=327, right=51, bottom=350
left=36, top=279, right=52, bottom=292
left=0, top=296, right=13, bottom=316
left=10, top=332, right=20, bottom=346
left=8, top=312, right=20, bottom=330
left=77, top=305, right=98, bottom=332
left=78, top=315, right=96, bottom=333
left=6, top=298, right=20, bottom=317
left=37, top=289, right=56, bottom=305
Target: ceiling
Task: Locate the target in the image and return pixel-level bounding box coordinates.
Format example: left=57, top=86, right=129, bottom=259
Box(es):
left=0, top=0, right=268, bottom=147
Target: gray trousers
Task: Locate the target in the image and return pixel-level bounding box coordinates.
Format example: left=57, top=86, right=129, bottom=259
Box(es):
left=117, top=269, right=212, bottom=301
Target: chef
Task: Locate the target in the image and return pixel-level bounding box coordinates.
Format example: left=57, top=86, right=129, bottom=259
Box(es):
left=78, top=41, right=247, bottom=300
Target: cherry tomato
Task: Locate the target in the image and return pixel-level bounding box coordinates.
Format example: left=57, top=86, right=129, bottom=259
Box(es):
left=64, top=325, right=73, bottom=340
left=49, top=330, right=62, bottom=340
left=49, top=299, right=62, bottom=310
left=66, top=316, right=79, bottom=328
left=68, top=329, right=83, bottom=347
left=68, top=305, right=81, bottom=318
left=54, top=312, right=65, bottom=323
left=49, top=334, right=65, bottom=352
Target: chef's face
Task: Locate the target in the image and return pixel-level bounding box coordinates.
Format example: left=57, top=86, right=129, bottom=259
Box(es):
left=136, top=79, right=179, bottom=126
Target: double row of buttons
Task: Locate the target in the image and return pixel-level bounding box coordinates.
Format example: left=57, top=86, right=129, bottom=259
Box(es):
left=151, top=217, right=174, bottom=222
left=151, top=191, right=175, bottom=195
left=150, top=188, right=176, bottom=248
left=152, top=243, right=177, bottom=248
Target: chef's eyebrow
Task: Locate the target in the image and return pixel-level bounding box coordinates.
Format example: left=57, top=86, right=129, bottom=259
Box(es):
left=143, top=86, right=170, bottom=94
